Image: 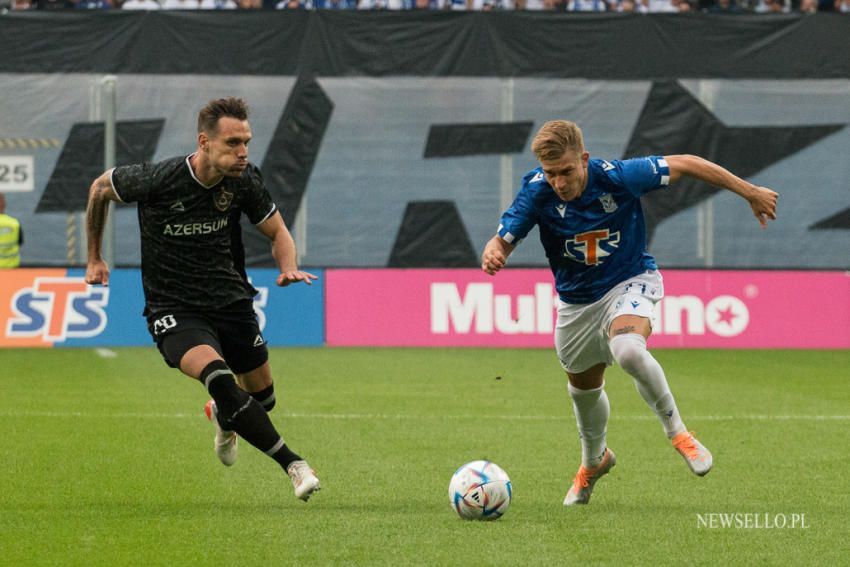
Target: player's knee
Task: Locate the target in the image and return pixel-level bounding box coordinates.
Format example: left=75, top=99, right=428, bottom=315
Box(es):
left=610, top=333, right=648, bottom=375
left=251, top=384, right=276, bottom=412
left=201, top=360, right=252, bottom=426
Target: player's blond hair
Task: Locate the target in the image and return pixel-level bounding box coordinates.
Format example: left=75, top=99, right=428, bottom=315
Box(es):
left=197, top=97, right=249, bottom=136
left=531, top=121, right=585, bottom=162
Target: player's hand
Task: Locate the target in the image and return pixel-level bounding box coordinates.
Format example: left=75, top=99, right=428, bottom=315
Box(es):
left=277, top=269, right=318, bottom=287
left=481, top=248, right=507, bottom=276
left=85, top=259, right=110, bottom=286
left=748, top=186, right=778, bottom=229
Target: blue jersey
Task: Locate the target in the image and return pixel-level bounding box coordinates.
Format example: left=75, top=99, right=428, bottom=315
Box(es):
left=497, top=157, right=670, bottom=304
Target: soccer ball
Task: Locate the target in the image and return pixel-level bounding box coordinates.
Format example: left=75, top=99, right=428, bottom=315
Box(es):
left=448, top=460, right=512, bottom=521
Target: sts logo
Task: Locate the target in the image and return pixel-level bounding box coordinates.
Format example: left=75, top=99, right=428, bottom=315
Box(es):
left=6, top=277, right=109, bottom=342
left=564, top=229, right=620, bottom=265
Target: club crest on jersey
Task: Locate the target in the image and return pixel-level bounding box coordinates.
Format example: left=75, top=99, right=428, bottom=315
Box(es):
left=599, top=193, right=618, bottom=213
left=213, top=188, right=234, bottom=212
left=563, top=229, right=620, bottom=266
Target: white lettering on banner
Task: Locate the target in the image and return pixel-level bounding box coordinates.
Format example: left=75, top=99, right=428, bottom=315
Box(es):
left=430, top=283, right=557, bottom=335
left=657, top=295, right=705, bottom=335
left=430, top=283, right=750, bottom=338
left=248, top=278, right=268, bottom=331
left=431, top=283, right=492, bottom=333
left=654, top=294, right=749, bottom=337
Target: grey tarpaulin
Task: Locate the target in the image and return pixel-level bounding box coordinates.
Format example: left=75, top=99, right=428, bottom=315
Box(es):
left=2, top=13, right=848, bottom=269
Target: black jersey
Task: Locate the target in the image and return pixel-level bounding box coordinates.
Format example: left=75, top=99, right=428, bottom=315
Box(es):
left=111, top=155, right=277, bottom=314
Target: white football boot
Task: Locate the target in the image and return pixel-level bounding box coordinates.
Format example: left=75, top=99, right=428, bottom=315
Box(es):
left=204, top=399, right=238, bottom=467
left=563, top=448, right=616, bottom=506
left=287, top=460, right=321, bottom=501
left=672, top=431, right=713, bottom=476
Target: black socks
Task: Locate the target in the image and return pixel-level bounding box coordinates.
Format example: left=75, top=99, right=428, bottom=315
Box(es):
left=201, top=360, right=299, bottom=469
left=250, top=384, right=276, bottom=412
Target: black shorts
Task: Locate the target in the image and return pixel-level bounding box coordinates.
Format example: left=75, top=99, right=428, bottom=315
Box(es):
left=146, top=307, right=269, bottom=375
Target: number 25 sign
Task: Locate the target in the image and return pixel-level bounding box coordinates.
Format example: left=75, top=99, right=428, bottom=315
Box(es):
left=0, top=156, right=35, bottom=192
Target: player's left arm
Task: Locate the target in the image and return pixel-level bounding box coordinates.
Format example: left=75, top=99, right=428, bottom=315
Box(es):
left=664, top=154, right=778, bottom=229
left=256, top=210, right=318, bottom=287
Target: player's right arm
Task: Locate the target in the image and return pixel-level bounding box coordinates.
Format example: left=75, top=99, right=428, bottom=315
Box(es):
left=85, top=169, right=119, bottom=286
left=481, top=235, right=516, bottom=276
left=483, top=173, right=540, bottom=275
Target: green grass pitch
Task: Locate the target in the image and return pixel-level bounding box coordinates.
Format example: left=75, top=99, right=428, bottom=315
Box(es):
left=2, top=347, right=848, bottom=566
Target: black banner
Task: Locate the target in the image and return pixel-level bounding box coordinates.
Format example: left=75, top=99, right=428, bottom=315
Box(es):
left=1, top=12, right=848, bottom=79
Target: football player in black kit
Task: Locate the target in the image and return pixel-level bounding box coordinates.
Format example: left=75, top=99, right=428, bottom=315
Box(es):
left=85, top=97, right=321, bottom=501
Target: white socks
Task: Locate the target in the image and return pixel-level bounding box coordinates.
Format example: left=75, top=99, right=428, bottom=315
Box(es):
left=609, top=333, right=686, bottom=440
left=568, top=382, right=610, bottom=469
left=568, top=334, right=688, bottom=469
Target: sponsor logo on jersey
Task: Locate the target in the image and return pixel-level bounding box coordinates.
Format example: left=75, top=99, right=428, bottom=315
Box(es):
left=556, top=203, right=567, bottom=218
left=6, top=277, right=109, bottom=342
left=563, top=229, right=620, bottom=266
left=170, top=201, right=185, bottom=212
left=530, top=172, right=544, bottom=183
left=599, top=193, right=617, bottom=213
left=213, top=188, right=234, bottom=212
left=601, top=160, right=615, bottom=171
left=162, top=216, right=229, bottom=236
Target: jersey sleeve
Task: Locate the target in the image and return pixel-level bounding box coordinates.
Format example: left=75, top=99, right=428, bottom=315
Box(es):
left=608, top=156, right=670, bottom=198
left=111, top=162, right=154, bottom=203
left=497, top=180, right=539, bottom=245
left=241, top=165, right=277, bottom=225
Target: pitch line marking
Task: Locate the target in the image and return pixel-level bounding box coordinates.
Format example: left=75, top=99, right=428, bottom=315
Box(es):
left=1, top=411, right=849, bottom=421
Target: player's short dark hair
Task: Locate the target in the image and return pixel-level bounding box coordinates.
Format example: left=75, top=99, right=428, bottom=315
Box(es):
left=532, top=120, right=585, bottom=162
left=197, top=97, right=250, bottom=136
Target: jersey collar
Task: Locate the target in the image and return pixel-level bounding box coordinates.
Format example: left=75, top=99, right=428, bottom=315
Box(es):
left=186, top=153, right=220, bottom=189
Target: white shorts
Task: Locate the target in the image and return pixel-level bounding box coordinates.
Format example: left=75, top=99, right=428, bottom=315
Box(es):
left=555, top=270, right=664, bottom=374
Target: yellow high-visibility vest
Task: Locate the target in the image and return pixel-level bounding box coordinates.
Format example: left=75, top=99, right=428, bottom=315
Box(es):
left=0, top=213, right=21, bottom=268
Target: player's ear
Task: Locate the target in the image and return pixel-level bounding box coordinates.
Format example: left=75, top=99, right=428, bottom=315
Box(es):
left=198, top=132, right=209, bottom=152
left=581, top=151, right=590, bottom=166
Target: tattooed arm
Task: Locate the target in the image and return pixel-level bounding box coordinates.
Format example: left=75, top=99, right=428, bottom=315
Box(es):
left=85, top=169, right=119, bottom=286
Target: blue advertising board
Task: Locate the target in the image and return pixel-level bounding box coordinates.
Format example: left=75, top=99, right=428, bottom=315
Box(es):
left=1, top=269, right=324, bottom=348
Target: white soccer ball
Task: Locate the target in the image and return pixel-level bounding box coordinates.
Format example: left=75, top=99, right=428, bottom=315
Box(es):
left=448, top=460, right=512, bottom=521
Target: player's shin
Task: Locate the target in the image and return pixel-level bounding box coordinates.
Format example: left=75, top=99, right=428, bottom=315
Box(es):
left=610, top=334, right=686, bottom=440
left=202, top=361, right=300, bottom=469
left=568, top=382, right=610, bottom=469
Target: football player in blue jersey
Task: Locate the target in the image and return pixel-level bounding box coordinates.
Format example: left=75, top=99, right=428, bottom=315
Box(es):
left=481, top=120, right=778, bottom=505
